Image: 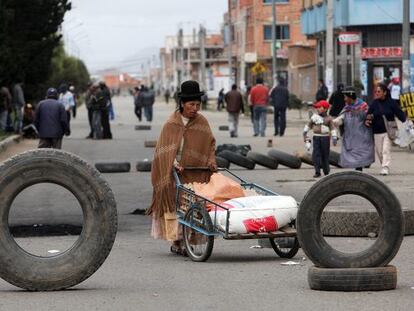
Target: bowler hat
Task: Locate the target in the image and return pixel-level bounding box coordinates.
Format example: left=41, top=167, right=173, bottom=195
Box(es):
left=178, top=80, right=204, bottom=100
left=46, top=87, right=58, bottom=99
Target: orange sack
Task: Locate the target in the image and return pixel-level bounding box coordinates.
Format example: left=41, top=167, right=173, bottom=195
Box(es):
left=192, top=173, right=245, bottom=210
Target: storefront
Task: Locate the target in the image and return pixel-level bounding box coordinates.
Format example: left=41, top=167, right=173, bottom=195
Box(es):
left=360, top=46, right=402, bottom=101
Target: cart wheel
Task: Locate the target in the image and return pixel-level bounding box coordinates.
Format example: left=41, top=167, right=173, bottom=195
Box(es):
left=269, top=237, right=300, bottom=258
left=183, top=205, right=214, bottom=262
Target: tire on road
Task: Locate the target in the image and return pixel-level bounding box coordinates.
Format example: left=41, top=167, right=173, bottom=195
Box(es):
left=297, top=171, right=404, bottom=268
left=0, top=149, right=118, bottom=291
left=215, top=156, right=230, bottom=169
left=95, top=162, right=131, bottom=173
left=308, top=265, right=397, bottom=291
left=267, top=149, right=302, bottom=169
left=295, top=151, right=313, bottom=166
left=144, top=140, right=157, bottom=148
left=329, top=150, right=342, bottom=168
left=217, top=150, right=255, bottom=170
left=136, top=160, right=152, bottom=172
left=247, top=151, right=278, bottom=169
left=135, top=125, right=151, bottom=130
left=218, top=125, right=229, bottom=131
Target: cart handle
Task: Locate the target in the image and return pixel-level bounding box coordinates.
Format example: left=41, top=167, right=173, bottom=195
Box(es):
left=172, top=166, right=247, bottom=185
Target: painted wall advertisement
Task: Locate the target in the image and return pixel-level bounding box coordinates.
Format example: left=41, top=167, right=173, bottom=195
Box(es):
left=399, top=92, right=414, bottom=120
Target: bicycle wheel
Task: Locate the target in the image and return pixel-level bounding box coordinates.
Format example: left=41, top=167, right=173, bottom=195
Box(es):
left=269, top=237, right=300, bottom=258
left=183, top=205, right=214, bottom=262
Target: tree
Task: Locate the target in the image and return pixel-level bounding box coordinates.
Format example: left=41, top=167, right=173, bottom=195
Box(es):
left=0, top=0, right=72, bottom=100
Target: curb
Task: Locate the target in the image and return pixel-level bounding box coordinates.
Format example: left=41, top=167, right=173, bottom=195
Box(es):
left=0, top=135, right=22, bottom=154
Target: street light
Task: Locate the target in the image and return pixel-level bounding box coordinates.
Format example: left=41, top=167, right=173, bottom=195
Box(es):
left=271, top=0, right=277, bottom=86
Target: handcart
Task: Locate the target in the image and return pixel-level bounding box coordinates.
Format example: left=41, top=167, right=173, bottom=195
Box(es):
left=173, top=167, right=300, bottom=262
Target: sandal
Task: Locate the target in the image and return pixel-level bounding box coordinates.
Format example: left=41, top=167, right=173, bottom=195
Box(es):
left=170, top=245, right=188, bottom=257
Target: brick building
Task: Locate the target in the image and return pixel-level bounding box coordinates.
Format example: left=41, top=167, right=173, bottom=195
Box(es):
left=226, top=0, right=316, bottom=100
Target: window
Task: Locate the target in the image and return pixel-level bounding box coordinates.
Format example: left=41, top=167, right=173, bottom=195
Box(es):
left=263, top=0, right=289, bottom=3
left=263, top=25, right=290, bottom=40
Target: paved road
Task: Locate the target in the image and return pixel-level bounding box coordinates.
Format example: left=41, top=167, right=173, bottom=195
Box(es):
left=0, top=96, right=413, bottom=310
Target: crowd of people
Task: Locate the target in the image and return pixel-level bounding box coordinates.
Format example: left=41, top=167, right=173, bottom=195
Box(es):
left=132, top=85, right=155, bottom=123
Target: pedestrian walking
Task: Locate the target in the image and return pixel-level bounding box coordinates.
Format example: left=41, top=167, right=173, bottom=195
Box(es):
left=217, top=88, right=225, bottom=111
left=328, top=83, right=345, bottom=117
left=11, top=81, right=25, bottom=134
left=133, top=86, right=142, bottom=122
left=149, top=80, right=216, bottom=256
left=303, top=100, right=337, bottom=178
left=250, top=77, right=269, bottom=137
left=333, top=86, right=375, bottom=171
left=315, top=79, right=329, bottom=101
left=164, top=89, right=170, bottom=104
left=84, top=82, right=94, bottom=138
left=137, top=85, right=155, bottom=122
left=270, top=77, right=289, bottom=136
left=34, top=88, right=69, bottom=149
left=366, top=83, right=406, bottom=175
left=58, top=83, right=75, bottom=134
left=224, top=84, right=244, bottom=138
left=0, top=83, right=12, bottom=132
left=99, top=81, right=113, bottom=139
left=90, top=84, right=108, bottom=139
left=388, top=77, right=401, bottom=106
left=69, top=85, right=77, bottom=118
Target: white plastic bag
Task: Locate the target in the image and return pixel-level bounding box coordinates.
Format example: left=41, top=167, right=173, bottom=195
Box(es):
left=395, top=120, right=414, bottom=148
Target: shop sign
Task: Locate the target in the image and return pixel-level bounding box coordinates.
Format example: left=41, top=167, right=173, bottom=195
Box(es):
left=338, top=32, right=360, bottom=45
left=244, top=52, right=257, bottom=63
left=361, top=47, right=402, bottom=59
left=399, top=92, right=414, bottom=120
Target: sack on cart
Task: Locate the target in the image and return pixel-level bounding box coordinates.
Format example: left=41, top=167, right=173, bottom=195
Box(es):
left=209, top=195, right=298, bottom=234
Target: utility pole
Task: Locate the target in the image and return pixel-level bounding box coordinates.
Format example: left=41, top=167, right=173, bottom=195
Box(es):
left=239, top=9, right=247, bottom=89
left=178, top=28, right=184, bottom=85
left=325, top=0, right=334, bottom=94
left=226, top=9, right=233, bottom=90
left=199, top=25, right=206, bottom=91
left=402, top=0, right=411, bottom=92
left=271, top=0, right=277, bottom=86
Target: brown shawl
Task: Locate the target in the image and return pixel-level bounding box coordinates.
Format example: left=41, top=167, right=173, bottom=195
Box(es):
left=148, top=110, right=216, bottom=218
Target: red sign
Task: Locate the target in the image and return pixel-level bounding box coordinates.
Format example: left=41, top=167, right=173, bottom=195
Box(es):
left=338, top=32, right=360, bottom=45
left=361, top=47, right=402, bottom=59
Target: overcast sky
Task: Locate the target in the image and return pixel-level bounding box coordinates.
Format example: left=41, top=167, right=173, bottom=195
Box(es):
left=62, top=0, right=227, bottom=73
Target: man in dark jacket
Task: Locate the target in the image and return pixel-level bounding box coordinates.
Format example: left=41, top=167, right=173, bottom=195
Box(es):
left=137, top=85, right=155, bottom=122
left=34, top=88, right=69, bottom=149
left=315, top=79, right=329, bottom=101
left=99, top=81, right=112, bottom=139
left=225, top=84, right=244, bottom=137
left=270, top=77, right=289, bottom=136
left=329, top=83, right=345, bottom=117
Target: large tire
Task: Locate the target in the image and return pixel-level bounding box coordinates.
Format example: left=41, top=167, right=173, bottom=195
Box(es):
left=308, top=265, right=397, bottom=291
left=295, top=151, right=313, bottom=166
left=144, top=140, right=157, bottom=148
left=0, top=149, right=117, bottom=291
left=135, top=125, right=151, bottom=130
left=329, top=150, right=342, bottom=168
left=215, top=156, right=230, bottom=169
left=217, top=150, right=255, bottom=170
left=136, top=160, right=152, bottom=172
left=267, top=149, right=302, bottom=169
left=183, top=205, right=214, bottom=262
left=247, top=151, right=278, bottom=169
left=297, top=172, right=404, bottom=268
left=218, top=125, right=229, bottom=131
left=95, top=162, right=131, bottom=173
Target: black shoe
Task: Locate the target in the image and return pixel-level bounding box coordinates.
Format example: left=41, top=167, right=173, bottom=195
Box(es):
left=274, top=132, right=279, bottom=136
left=313, top=173, right=321, bottom=178
left=253, top=133, right=258, bottom=137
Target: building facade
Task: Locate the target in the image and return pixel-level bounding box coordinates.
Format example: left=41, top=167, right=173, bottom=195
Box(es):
left=301, top=0, right=414, bottom=100
left=226, top=0, right=316, bottom=100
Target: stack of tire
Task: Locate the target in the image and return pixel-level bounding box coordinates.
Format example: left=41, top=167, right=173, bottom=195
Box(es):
left=297, top=172, right=404, bottom=291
